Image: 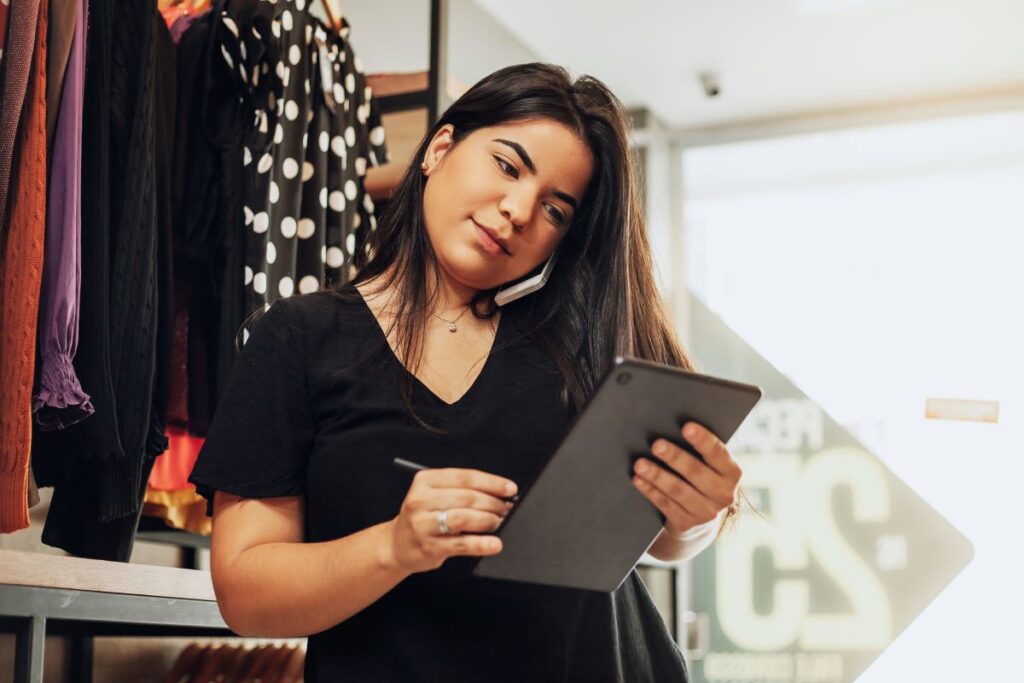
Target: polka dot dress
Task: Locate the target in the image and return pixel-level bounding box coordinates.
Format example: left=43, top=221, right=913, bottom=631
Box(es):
left=217, top=1, right=387, bottom=331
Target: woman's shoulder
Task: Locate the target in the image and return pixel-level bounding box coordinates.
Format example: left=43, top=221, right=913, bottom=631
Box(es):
left=270, top=285, right=365, bottom=324
left=260, top=285, right=375, bottom=347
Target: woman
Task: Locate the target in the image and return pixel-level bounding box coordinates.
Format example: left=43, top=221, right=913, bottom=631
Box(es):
left=189, top=62, right=743, bottom=682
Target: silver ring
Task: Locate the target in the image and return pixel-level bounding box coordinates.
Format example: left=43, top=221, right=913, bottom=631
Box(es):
left=437, top=509, right=451, bottom=535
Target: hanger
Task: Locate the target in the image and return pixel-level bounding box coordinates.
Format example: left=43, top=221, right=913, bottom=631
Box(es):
left=162, top=0, right=211, bottom=16
left=319, top=0, right=342, bottom=33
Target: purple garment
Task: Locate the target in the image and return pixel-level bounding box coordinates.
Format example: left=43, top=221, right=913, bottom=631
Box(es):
left=169, top=9, right=207, bottom=44
left=33, top=0, right=93, bottom=430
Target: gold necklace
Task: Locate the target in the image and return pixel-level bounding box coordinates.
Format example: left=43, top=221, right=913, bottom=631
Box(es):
left=430, top=305, right=472, bottom=333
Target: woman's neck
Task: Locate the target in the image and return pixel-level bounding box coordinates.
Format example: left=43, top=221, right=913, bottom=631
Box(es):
left=359, top=263, right=481, bottom=317
left=430, top=265, right=478, bottom=314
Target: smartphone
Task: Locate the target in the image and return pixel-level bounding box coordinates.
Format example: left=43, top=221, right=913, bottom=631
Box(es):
left=495, top=251, right=557, bottom=307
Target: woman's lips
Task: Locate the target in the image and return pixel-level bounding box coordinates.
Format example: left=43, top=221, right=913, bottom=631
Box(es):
left=473, top=220, right=510, bottom=256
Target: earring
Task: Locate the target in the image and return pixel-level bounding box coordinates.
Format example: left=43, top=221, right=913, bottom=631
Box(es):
left=420, top=161, right=429, bottom=172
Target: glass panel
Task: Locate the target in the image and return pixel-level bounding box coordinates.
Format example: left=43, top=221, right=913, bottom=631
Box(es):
left=683, top=109, right=1024, bottom=682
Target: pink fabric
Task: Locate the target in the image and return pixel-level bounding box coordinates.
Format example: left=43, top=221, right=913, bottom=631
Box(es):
left=149, top=427, right=204, bottom=491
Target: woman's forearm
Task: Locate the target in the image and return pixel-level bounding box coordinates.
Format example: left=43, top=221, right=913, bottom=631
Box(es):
left=214, top=520, right=410, bottom=637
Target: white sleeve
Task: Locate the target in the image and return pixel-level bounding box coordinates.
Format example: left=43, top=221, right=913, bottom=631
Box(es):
left=646, top=508, right=727, bottom=564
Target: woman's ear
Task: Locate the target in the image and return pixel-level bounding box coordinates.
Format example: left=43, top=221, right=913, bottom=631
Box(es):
left=422, top=124, right=456, bottom=175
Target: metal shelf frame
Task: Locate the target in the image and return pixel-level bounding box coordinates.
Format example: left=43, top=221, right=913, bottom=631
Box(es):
left=0, top=583, right=231, bottom=683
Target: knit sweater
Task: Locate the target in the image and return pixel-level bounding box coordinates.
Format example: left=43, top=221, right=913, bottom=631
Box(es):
left=0, top=0, right=48, bottom=533
left=32, top=4, right=175, bottom=561
left=0, top=0, right=42, bottom=243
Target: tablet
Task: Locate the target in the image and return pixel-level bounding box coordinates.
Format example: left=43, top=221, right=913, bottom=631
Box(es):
left=472, top=356, right=762, bottom=592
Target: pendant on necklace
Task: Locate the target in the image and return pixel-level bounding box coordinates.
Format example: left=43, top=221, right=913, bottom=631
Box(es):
left=448, top=323, right=458, bottom=333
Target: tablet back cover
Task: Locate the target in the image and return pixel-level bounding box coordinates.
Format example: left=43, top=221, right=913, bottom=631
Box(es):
left=472, top=357, right=761, bottom=592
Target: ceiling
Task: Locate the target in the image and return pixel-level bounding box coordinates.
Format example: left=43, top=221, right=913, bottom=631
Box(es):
left=473, top=0, right=1024, bottom=130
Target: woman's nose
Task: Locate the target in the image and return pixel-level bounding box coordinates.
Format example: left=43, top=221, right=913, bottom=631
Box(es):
left=498, top=189, right=533, bottom=230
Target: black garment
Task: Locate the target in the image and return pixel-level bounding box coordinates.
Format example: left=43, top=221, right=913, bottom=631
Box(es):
left=189, top=287, right=689, bottom=682
left=169, top=7, right=250, bottom=436
left=148, top=5, right=176, bottom=465
left=171, top=1, right=387, bottom=436
left=32, top=4, right=175, bottom=561
left=215, top=0, right=388, bottom=322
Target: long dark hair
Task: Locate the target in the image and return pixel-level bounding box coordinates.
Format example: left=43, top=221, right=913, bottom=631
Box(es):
left=337, top=62, right=746, bottom=534
left=340, top=62, right=693, bottom=406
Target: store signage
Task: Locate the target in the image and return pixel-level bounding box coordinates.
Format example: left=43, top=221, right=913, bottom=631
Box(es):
left=686, top=294, right=974, bottom=683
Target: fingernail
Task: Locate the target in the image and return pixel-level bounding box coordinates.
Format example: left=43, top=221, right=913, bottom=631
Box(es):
left=635, top=460, right=649, bottom=474
left=684, top=424, right=697, bottom=438
left=653, top=441, right=667, bottom=456
left=504, top=482, right=518, bottom=496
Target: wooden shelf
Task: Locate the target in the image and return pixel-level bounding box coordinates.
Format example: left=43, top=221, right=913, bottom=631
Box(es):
left=367, top=71, right=429, bottom=99
left=0, top=550, right=229, bottom=682
left=0, top=549, right=215, bottom=601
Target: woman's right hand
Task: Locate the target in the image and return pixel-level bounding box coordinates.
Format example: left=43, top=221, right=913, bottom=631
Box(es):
left=386, top=468, right=518, bottom=574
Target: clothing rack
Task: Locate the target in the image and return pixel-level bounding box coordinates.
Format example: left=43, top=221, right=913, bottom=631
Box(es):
left=0, top=3, right=451, bottom=680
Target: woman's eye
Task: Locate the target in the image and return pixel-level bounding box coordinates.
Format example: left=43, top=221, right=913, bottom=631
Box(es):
left=545, top=204, right=566, bottom=225
left=494, top=156, right=519, bottom=178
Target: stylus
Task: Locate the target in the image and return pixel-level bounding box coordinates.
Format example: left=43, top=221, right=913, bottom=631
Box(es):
left=392, top=457, right=428, bottom=472
left=391, top=457, right=520, bottom=503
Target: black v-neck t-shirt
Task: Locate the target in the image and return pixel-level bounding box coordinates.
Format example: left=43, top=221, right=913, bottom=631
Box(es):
left=189, top=286, right=689, bottom=682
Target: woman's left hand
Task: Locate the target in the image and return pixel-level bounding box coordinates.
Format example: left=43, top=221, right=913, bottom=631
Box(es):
left=631, top=421, right=742, bottom=536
